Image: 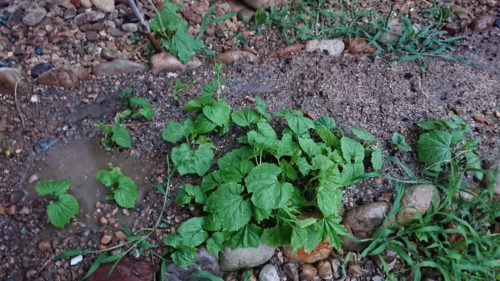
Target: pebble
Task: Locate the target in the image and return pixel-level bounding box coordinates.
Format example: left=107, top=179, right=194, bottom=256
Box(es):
left=345, top=38, right=377, bottom=55
left=0, top=67, right=30, bottom=95
left=317, top=260, right=333, bottom=279
left=33, top=138, right=56, bottom=153
left=99, top=216, right=108, bottom=224
left=91, top=0, right=115, bottom=13
left=101, top=48, right=118, bottom=60
left=283, top=263, right=299, bottom=281
left=36, top=66, right=89, bottom=89
left=300, top=264, right=317, bottom=281
left=100, top=234, right=112, bottom=245
left=348, top=264, right=363, bottom=277
left=237, top=8, right=255, bottom=21
left=38, top=240, right=51, bottom=251
left=378, top=18, right=403, bottom=45
left=93, top=59, right=145, bottom=76
left=7, top=205, right=16, bottom=215
left=217, top=50, right=258, bottom=64
left=219, top=243, right=275, bottom=271
left=259, top=264, right=279, bottom=281
left=30, top=95, right=40, bottom=103
left=74, top=11, right=105, bottom=26
left=282, top=240, right=332, bottom=264
left=31, top=62, right=54, bottom=79
left=19, top=206, right=30, bottom=215
left=150, top=52, right=202, bottom=74
left=122, top=23, right=138, bottom=33
left=22, top=4, right=47, bottom=26
left=469, top=13, right=495, bottom=32
left=242, top=0, right=283, bottom=9
left=86, top=31, right=99, bottom=41
left=305, top=39, right=345, bottom=56
left=0, top=204, right=5, bottom=215
left=114, top=230, right=127, bottom=241
left=26, top=269, right=37, bottom=279
left=106, top=27, right=124, bottom=37
left=81, top=0, right=92, bottom=8
left=70, top=255, right=83, bottom=265
left=397, top=184, right=439, bottom=226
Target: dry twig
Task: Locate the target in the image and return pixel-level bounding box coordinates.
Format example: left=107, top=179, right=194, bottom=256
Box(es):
left=14, top=78, right=26, bottom=128
left=128, top=0, right=162, bottom=52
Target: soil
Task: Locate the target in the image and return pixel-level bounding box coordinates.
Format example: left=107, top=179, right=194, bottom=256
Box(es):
left=0, top=0, right=499, bottom=280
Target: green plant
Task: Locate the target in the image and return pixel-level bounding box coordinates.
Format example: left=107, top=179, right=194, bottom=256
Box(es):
left=161, top=65, right=383, bottom=267
left=362, top=114, right=499, bottom=280
left=391, top=132, right=411, bottom=153
left=35, top=179, right=79, bottom=228
left=120, top=88, right=154, bottom=121
left=171, top=79, right=187, bottom=103
left=96, top=164, right=138, bottom=208
left=97, top=111, right=132, bottom=151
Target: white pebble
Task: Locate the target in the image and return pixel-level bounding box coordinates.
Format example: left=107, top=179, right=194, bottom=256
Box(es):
left=70, top=255, right=83, bottom=266
left=30, top=95, right=40, bottom=103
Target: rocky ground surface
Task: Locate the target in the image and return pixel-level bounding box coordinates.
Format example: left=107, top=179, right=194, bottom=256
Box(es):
left=0, top=0, right=499, bottom=280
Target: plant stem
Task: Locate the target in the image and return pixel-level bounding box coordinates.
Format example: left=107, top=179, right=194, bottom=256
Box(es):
left=128, top=0, right=162, bottom=52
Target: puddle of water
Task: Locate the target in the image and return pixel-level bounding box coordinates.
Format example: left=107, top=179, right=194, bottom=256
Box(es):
left=26, top=138, right=155, bottom=227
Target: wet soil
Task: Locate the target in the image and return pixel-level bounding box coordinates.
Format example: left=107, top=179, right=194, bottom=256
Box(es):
left=0, top=21, right=499, bottom=281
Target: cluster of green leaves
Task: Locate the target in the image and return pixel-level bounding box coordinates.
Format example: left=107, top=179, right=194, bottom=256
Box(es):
left=35, top=180, right=79, bottom=228
left=252, top=0, right=461, bottom=61
left=96, top=164, right=138, bottom=208
left=97, top=88, right=154, bottom=151
left=150, top=1, right=234, bottom=63
left=363, top=114, right=499, bottom=280
left=161, top=66, right=383, bottom=267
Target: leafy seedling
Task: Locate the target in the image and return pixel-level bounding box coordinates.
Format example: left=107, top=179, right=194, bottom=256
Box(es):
left=391, top=132, right=412, bottom=152
left=97, top=110, right=132, bottom=151
left=35, top=179, right=79, bottom=228
left=96, top=164, right=138, bottom=208
left=120, top=88, right=154, bottom=121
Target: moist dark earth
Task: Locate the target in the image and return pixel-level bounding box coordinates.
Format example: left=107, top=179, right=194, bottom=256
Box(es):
left=0, top=0, right=499, bottom=280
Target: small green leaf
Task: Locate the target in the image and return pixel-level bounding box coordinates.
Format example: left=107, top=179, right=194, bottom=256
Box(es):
left=276, top=109, right=315, bottom=136
left=176, top=184, right=206, bottom=205
left=194, top=115, right=217, bottom=135
left=47, top=194, right=79, bottom=228
left=183, top=95, right=213, bottom=112
left=340, top=137, right=365, bottom=163
left=203, top=101, right=231, bottom=126
left=371, top=148, right=383, bottom=171
left=291, top=222, right=322, bottom=253
left=417, top=130, right=452, bottom=168
left=221, top=160, right=255, bottom=183
left=322, top=216, right=347, bottom=250
left=247, top=122, right=278, bottom=150
left=171, top=247, right=197, bottom=268
left=206, top=232, right=226, bottom=257
left=111, top=124, right=132, bottom=148
left=176, top=217, right=209, bottom=247
left=262, top=224, right=292, bottom=247
left=350, top=127, right=376, bottom=142
left=162, top=119, right=194, bottom=143
left=314, top=116, right=336, bottom=130
left=298, top=137, right=321, bottom=157
left=391, top=132, right=412, bottom=152
left=280, top=160, right=297, bottom=180
left=228, top=224, right=262, bottom=249
left=171, top=143, right=214, bottom=176
left=254, top=96, right=271, bottom=120
left=245, top=164, right=292, bottom=210
left=217, top=146, right=254, bottom=170
left=296, top=157, right=312, bottom=176
left=169, top=26, right=205, bottom=64
left=113, top=176, right=138, bottom=208
left=36, top=180, right=71, bottom=197
left=206, top=183, right=252, bottom=231
left=231, top=108, right=261, bottom=127
left=316, top=128, right=340, bottom=148
left=316, top=180, right=342, bottom=218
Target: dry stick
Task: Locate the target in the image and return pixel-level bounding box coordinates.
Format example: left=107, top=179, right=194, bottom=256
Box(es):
left=14, top=78, right=26, bottom=128
left=128, top=0, right=162, bottom=53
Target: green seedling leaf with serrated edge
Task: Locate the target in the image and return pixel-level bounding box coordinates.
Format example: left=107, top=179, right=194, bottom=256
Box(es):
left=171, top=143, right=214, bottom=176
left=206, top=183, right=252, bottom=231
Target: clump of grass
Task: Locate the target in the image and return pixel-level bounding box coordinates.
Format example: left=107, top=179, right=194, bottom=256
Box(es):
left=253, top=0, right=463, bottom=62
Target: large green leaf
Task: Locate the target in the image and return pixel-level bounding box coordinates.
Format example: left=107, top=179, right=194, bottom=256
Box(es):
left=206, top=183, right=252, bottom=231
left=316, top=128, right=340, bottom=148
left=291, top=222, right=322, bottom=252
left=276, top=109, right=315, bottom=136
left=194, top=115, right=217, bottom=135
left=314, top=116, right=337, bottom=130
left=176, top=217, right=208, bottom=247
left=316, top=180, right=342, bottom=218
left=171, top=247, right=197, bottom=268
left=247, top=122, right=278, bottom=150
left=176, top=184, right=206, bottom=205
left=350, top=127, right=376, bottom=142
left=245, top=164, right=292, bottom=210
left=221, top=160, right=255, bottom=183
left=206, top=232, right=227, bottom=257
left=262, top=224, right=293, bottom=247
left=113, top=176, right=138, bottom=208
left=231, top=108, right=262, bottom=127
left=111, top=124, right=132, bottom=148
left=217, top=146, right=254, bottom=170
left=298, top=137, right=321, bottom=157
left=202, top=101, right=231, bottom=126
left=47, top=194, right=79, bottom=228
left=340, top=137, right=365, bottom=163
left=417, top=130, right=452, bottom=168
left=169, top=26, right=205, bottom=64
left=322, top=216, right=347, bottom=249
left=228, top=224, right=262, bottom=249
left=162, top=119, right=194, bottom=143
left=35, top=179, right=71, bottom=197
left=149, top=1, right=183, bottom=33
left=171, top=143, right=214, bottom=176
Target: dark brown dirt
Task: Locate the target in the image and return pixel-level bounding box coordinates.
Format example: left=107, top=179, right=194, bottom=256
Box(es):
left=0, top=1, right=499, bottom=280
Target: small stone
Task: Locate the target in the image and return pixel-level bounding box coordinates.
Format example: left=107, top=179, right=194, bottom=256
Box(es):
left=317, top=260, right=333, bottom=279
left=115, top=230, right=127, bottom=241
left=38, top=240, right=51, bottom=251
left=100, top=234, right=112, bottom=245
left=300, top=264, right=317, bottom=281
left=219, top=243, right=275, bottom=271
left=444, top=20, right=468, bottom=36
left=106, top=27, right=124, bottom=37
left=36, top=66, right=89, bottom=89
left=70, top=255, right=83, bottom=265
left=469, top=13, right=495, bottom=32
left=26, top=269, right=38, bottom=279
left=7, top=205, right=16, bottom=215
left=217, top=50, right=258, bottom=64
left=282, top=240, right=332, bottom=264
left=259, top=264, right=279, bottom=281
left=19, top=206, right=30, bottom=215
left=31, top=62, right=54, bottom=79
left=22, top=4, right=47, bottom=26
left=0, top=204, right=5, bottom=215
left=372, top=275, right=384, bottom=281
left=122, top=23, right=138, bottom=33
left=81, top=0, right=92, bottom=8
left=242, top=0, right=284, bottom=9
left=30, top=95, right=40, bottom=103
left=0, top=67, right=30, bottom=95
left=283, top=263, right=299, bottom=281
left=305, top=39, right=345, bottom=56
left=150, top=52, right=202, bottom=74
left=345, top=38, right=377, bottom=55
left=74, top=11, right=105, bottom=26
left=93, top=59, right=145, bottom=76
left=28, top=174, right=39, bottom=183
left=86, top=31, right=99, bottom=41
left=88, top=257, right=153, bottom=281
left=397, top=184, right=439, bottom=226
left=101, top=48, right=118, bottom=60
left=331, top=259, right=340, bottom=279
left=91, top=0, right=115, bottom=13
left=348, top=264, right=363, bottom=277
left=99, top=216, right=108, bottom=224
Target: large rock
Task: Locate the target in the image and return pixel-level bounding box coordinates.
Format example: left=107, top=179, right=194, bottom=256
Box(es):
left=305, top=39, right=344, bottom=56
left=242, top=0, right=285, bottom=10
left=259, top=264, right=279, bottom=281
left=397, top=184, right=439, bottom=226
left=88, top=257, right=153, bottom=281
left=22, top=4, right=47, bottom=26
left=165, top=247, right=221, bottom=281
left=36, top=66, right=89, bottom=89
left=93, top=59, right=145, bottom=76
left=91, top=0, right=115, bottom=12
left=282, top=240, right=333, bottom=264
left=219, top=243, right=275, bottom=271
left=151, top=52, right=202, bottom=74
left=342, top=202, right=391, bottom=251
left=0, top=68, right=30, bottom=95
